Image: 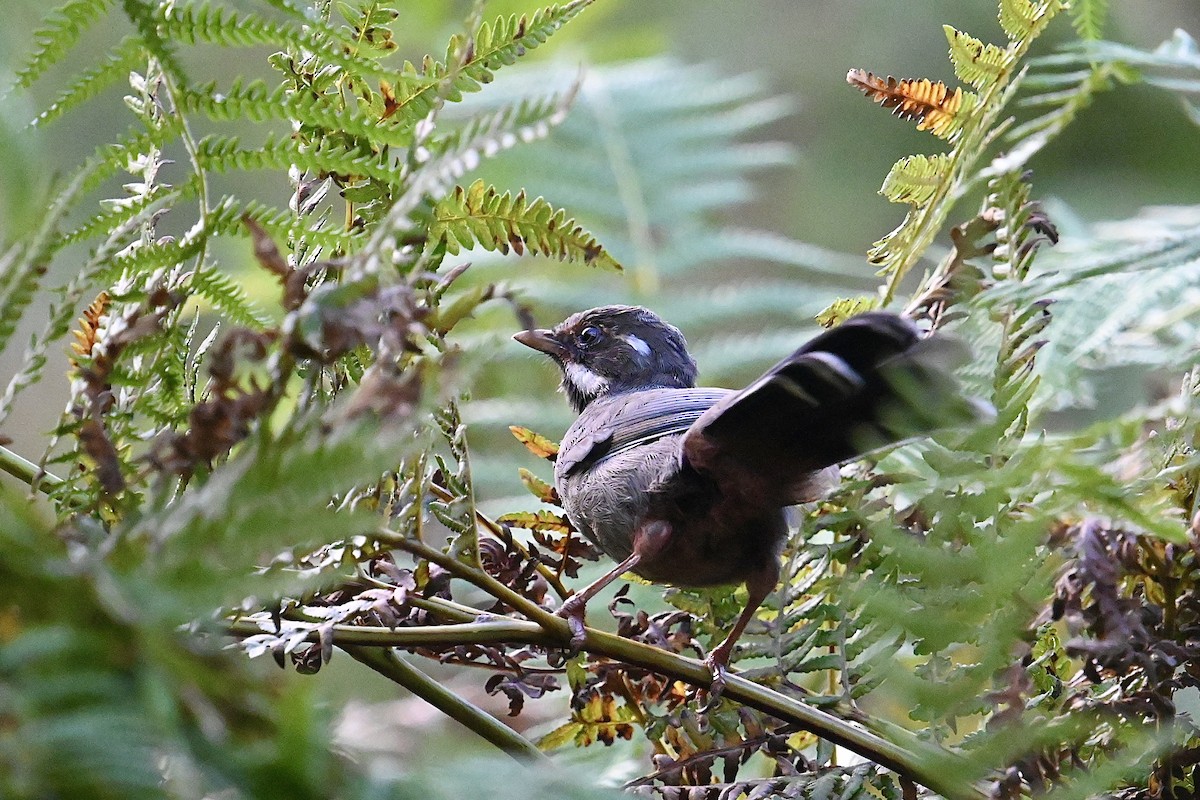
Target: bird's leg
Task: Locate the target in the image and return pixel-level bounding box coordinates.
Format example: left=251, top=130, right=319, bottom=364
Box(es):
left=703, top=557, right=780, bottom=702
left=556, top=520, right=672, bottom=651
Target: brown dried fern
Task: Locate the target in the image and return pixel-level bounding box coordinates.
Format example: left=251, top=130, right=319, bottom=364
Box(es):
left=69, top=290, right=111, bottom=367
left=846, top=69, right=967, bottom=139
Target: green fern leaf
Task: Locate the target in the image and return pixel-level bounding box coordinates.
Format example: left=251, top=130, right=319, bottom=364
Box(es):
left=176, top=80, right=415, bottom=149
left=998, top=0, right=1064, bottom=43
left=432, top=180, right=620, bottom=270
left=158, top=3, right=387, bottom=82
left=191, top=264, right=272, bottom=329
left=33, top=36, right=146, bottom=128
left=207, top=199, right=364, bottom=257
left=119, top=0, right=186, bottom=81
left=60, top=184, right=183, bottom=250
left=815, top=297, right=880, bottom=328
left=0, top=247, right=47, bottom=359
left=879, top=153, right=951, bottom=206
left=103, top=237, right=205, bottom=286
left=424, top=88, right=576, bottom=193
left=193, top=134, right=398, bottom=186
left=13, top=0, right=114, bottom=90
left=944, top=26, right=1011, bottom=90
left=387, top=1, right=594, bottom=122
left=1069, top=0, right=1108, bottom=40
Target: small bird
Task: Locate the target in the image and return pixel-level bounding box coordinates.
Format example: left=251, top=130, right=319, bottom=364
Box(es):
left=514, top=306, right=982, bottom=693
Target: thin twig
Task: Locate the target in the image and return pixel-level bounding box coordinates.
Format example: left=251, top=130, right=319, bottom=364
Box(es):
left=345, top=644, right=549, bottom=762
left=625, top=724, right=800, bottom=788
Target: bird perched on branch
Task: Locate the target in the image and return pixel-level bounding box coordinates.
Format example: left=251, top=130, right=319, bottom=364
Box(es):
left=514, top=306, right=984, bottom=694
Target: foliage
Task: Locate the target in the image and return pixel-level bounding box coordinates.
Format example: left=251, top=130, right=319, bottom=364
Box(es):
left=2, top=1, right=1200, bottom=800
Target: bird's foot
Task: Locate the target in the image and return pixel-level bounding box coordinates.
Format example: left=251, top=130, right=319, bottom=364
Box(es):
left=699, top=645, right=733, bottom=711
left=555, top=594, right=588, bottom=653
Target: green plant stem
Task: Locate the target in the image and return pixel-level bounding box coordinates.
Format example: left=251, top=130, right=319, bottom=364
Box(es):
left=229, top=617, right=983, bottom=800
left=229, top=617, right=553, bottom=647
left=237, top=532, right=989, bottom=800
left=344, top=644, right=549, bottom=763
left=0, top=445, right=62, bottom=493
left=384, top=532, right=562, bottom=629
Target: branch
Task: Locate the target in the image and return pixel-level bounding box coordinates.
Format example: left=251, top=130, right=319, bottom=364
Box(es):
left=229, top=615, right=986, bottom=800
left=344, top=644, right=549, bottom=763
left=0, top=444, right=62, bottom=493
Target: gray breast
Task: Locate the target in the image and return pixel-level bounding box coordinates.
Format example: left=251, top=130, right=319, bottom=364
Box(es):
left=556, top=433, right=682, bottom=563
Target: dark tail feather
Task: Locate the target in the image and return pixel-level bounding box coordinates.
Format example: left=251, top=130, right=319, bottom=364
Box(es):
left=683, top=312, right=990, bottom=500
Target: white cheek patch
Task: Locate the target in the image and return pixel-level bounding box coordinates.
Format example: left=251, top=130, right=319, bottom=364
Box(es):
left=564, top=362, right=610, bottom=397
left=622, top=334, right=652, bottom=360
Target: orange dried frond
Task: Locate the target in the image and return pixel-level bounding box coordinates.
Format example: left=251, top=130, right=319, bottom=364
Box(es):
left=847, top=69, right=966, bottom=138
left=70, top=291, right=111, bottom=365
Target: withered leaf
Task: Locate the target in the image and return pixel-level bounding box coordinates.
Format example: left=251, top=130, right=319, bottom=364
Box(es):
left=518, top=467, right=559, bottom=504
left=846, top=69, right=966, bottom=138
left=78, top=418, right=125, bottom=495
left=509, top=425, right=559, bottom=460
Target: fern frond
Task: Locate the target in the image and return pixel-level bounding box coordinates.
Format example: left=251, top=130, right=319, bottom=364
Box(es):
left=33, top=36, right=146, bottom=128
left=846, top=69, right=974, bottom=141
left=13, top=0, right=115, bottom=90
left=1069, top=0, right=1109, bottom=40
left=0, top=169, right=95, bottom=359
left=60, top=183, right=183, bottom=249
left=119, top=0, right=185, bottom=81
left=880, top=153, right=952, bottom=206
left=944, top=26, right=1012, bottom=90
left=853, top=2, right=1065, bottom=296
left=0, top=193, right=162, bottom=425
left=78, top=125, right=181, bottom=199
left=193, top=134, right=397, bottom=186
left=423, top=88, right=576, bottom=194
left=158, top=3, right=387, bottom=82
left=0, top=247, right=46, bottom=359
left=998, top=0, right=1065, bottom=43
left=816, top=297, right=881, bottom=328
left=191, top=264, right=272, bottom=329
left=103, top=236, right=204, bottom=286
left=1036, top=30, right=1200, bottom=96
left=176, top=80, right=414, bottom=150
left=388, top=1, right=593, bottom=121
left=206, top=199, right=361, bottom=256
left=432, top=179, right=620, bottom=270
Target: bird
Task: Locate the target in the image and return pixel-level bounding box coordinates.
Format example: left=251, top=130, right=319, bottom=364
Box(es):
left=513, top=305, right=984, bottom=694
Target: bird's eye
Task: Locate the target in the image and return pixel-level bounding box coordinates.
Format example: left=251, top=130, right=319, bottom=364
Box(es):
left=577, top=326, right=603, bottom=347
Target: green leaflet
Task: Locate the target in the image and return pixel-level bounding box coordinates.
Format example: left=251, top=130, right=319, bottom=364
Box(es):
left=944, top=25, right=1011, bottom=91
left=880, top=153, right=952, bottom=206
left=432, top=179, right=621, bottom=270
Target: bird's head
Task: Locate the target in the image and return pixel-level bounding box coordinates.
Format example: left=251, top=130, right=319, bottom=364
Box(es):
left=514, top=305, right=697, bottom=412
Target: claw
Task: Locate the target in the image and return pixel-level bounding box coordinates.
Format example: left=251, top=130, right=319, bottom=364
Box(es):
left=700, top=647, right=731, bottom=711
left=556, top=595, right=588, bottom=654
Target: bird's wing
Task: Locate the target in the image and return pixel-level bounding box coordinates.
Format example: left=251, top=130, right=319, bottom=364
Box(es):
left=556, top=388, right=732, bottom=477
left=682, top=312, right=983, bottom=501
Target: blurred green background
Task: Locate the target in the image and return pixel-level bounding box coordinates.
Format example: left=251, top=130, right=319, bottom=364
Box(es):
left=1, top=0, right=1198, bottom=777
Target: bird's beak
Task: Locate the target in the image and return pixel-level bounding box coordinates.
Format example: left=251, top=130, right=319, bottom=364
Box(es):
left=513, top=328, right=569, bottom=359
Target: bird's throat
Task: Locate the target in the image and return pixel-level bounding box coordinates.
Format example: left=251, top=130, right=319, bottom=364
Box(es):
left=562, top=362, right=610, bottom=411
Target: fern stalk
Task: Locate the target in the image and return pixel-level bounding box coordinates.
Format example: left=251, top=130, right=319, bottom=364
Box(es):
left=347, top=646, right=550, bottom=761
